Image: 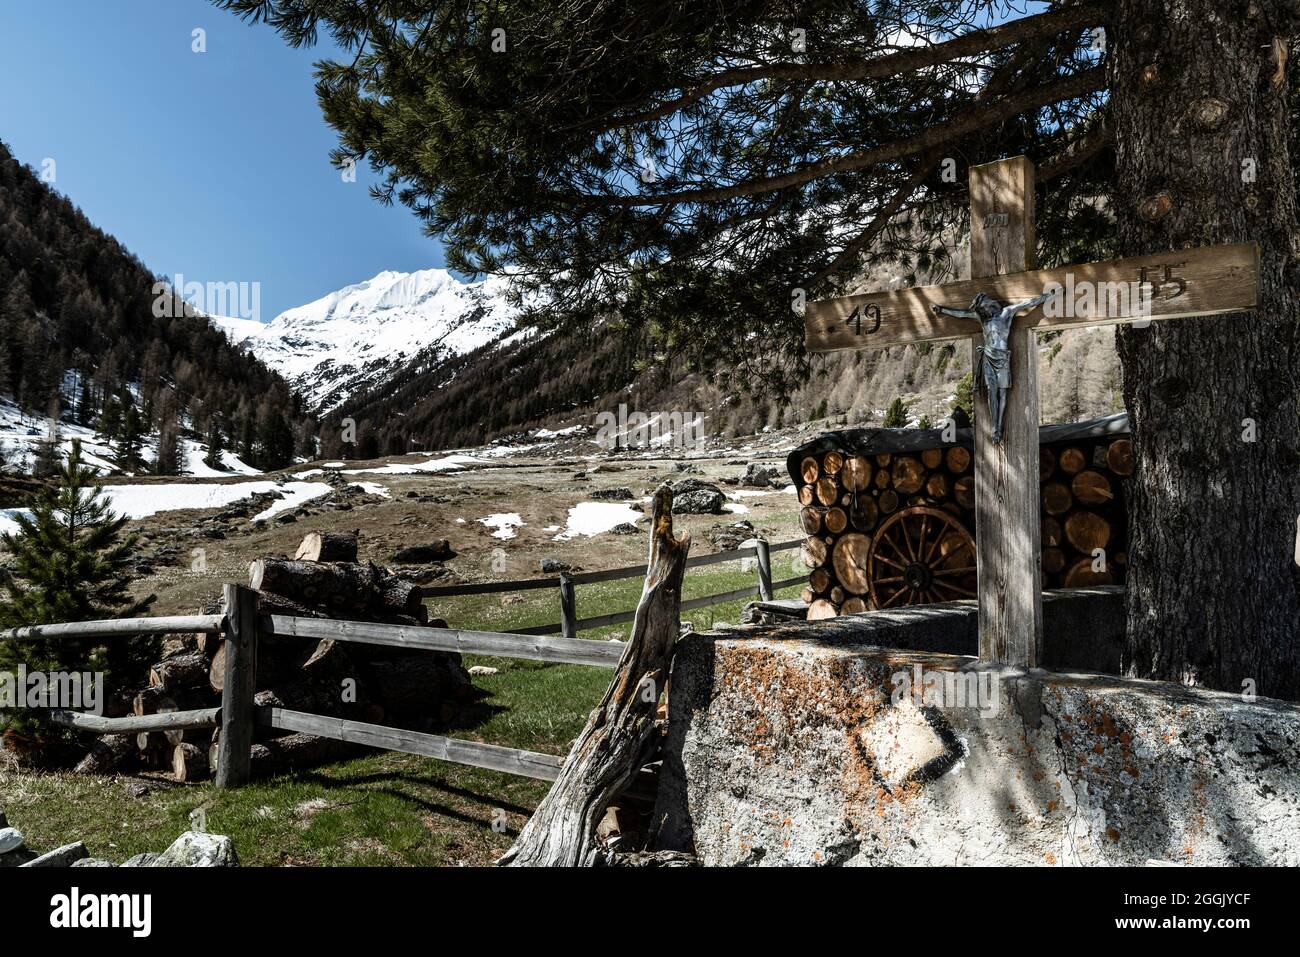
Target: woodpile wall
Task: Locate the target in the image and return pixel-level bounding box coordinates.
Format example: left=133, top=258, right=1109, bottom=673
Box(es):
left=90, top=531, right=476, bottom=782
left=792, top=427, right=1132, bottom=618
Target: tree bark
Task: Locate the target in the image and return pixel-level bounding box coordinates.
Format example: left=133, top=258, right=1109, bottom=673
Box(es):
left=499, top=483, right=689, bottom=866
left=1111, top=1, right=1300, bottom=698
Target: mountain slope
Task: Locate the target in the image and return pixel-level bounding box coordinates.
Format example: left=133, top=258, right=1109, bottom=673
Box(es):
left=0, top=139, right=312, bottom=473
left=217, top=269, right=520, bottom=413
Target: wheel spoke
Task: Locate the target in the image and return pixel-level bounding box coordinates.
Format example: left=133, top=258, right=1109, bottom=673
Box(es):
left=933, top=566, right=976, bottom=577
left=900, top=519, right=917, bottom=561
left=932, top=580, right=973, bottom=599
left=881, top=587, right=909, bottom=608
left=875, top=575, right=904, bottom=585
left=923, top=521, right=945, bottom=563
left=874, top=554, right=907, bottom=571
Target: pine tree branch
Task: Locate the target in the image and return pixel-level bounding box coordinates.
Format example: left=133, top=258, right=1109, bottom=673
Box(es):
left=570, top=3, right=1105, bottom=134
left=572, top=66, right=1105, bottom=209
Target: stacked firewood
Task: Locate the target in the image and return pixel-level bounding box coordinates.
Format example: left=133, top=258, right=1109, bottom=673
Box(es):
left=795, top=435, right=1133, bottom=617
left=117, top=530, right=475, bottom=782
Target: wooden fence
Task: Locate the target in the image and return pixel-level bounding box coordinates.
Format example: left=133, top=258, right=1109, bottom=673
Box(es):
left=0, top=537, right=805, bottom=788
left=418, top=536, right=804, bottom=638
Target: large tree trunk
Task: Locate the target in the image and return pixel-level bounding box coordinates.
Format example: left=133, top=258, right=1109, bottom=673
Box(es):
left=1110, top=3, right=1300, bottom=698
left=499, top=484, right=689, bottom=866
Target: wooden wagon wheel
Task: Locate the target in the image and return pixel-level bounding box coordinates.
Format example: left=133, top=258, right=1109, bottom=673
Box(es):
left=867, top=506, right=976, bottom=609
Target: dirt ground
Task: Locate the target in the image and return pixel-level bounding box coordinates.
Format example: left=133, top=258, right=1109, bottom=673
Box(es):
left=121, top=449, right=803, bottom=617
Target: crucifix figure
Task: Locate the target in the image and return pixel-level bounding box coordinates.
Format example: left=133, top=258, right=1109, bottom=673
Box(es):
left=931, top=291, right=1054, bottom=444
left=802, top=155, right=1258, bottom=667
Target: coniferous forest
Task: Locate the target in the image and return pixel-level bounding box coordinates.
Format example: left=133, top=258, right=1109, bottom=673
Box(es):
left=0, top=141, right=313, bottom=474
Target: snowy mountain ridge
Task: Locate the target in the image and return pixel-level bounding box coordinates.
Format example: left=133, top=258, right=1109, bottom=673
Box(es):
left=214, top=268, right=521, bottom=413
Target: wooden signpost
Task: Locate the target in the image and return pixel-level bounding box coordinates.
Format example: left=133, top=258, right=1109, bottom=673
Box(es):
left=804, top=155, right=1259, bottom=667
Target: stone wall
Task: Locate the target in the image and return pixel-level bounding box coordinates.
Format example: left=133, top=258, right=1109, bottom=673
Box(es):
left=653, top=619, right=1300, bottom=866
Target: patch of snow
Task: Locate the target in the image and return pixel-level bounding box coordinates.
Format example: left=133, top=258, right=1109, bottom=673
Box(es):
left=0, top=508, right=32, bottom=537
left=341, top=453, right=485, bottom=476
left=479, top=512, right=524, bottom=539
left=553, top=501, right=644, bottom=540
left=87, top=480, right=329, bottom=522
left=251, top=483, right=334, bottom=521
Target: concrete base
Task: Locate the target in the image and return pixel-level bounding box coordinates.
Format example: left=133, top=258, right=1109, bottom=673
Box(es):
left=654, top=620, right=1300, bottom=866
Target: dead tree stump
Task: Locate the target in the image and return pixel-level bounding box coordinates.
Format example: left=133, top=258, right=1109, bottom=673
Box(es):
left=499, top=483, right=689, bottom=867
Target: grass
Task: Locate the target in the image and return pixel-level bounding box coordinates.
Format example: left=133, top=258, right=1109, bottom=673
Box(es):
left=0, top=560, right=800, bottom=866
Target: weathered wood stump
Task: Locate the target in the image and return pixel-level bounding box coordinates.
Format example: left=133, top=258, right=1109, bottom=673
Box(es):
left=499, top=483, right=689, bottom=867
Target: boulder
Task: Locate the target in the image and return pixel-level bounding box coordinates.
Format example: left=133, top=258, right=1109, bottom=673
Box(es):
left=152, top=832, right=239, bottom=867
left=670, top=479, right=726, bottom=515
left=72, top=858, right=115, bottom=867
left=20, top=842, right=88, bottom=867
left=392, top=540, right=457, bottom=564
left=610, top=523, right=640, bottom=535
left=656, top=620, right=1300, bottom=866
left=121, top=853, right=159, bottom=867
left=0, top=827, right=22, bottom=854
left=708, top=520, right=755, bottom=552
left=739, top=463, right=776, bottom=488
left=540, top=558, right=571, bottom=573
left=591, top=487, right=634, bottom=501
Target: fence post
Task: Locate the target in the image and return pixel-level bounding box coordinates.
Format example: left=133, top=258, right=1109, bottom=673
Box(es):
left=215, top=583, right=258, bottom=788
left=559, top=572, right=577, bottom=640
left=755, top=538, right=773, bottom=601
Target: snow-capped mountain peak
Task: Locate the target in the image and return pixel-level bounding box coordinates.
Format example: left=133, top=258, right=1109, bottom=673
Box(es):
left=216, top=268, right=519, bottom=412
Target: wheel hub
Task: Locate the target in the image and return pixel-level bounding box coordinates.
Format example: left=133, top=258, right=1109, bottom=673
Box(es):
left=904, top=562, right=933, bottom=591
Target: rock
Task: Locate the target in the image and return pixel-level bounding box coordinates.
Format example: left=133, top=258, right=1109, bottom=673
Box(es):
left=152, top=832, right=239, bottom=867
left=121, top=853, right=159, bottom=867
left=540, top=558, right=571, bottom=573
left=393, top=565, right=448, bottom=584
left=72, top=858, right=115, bottom=867
left=591, top=486, right=634, bottom=501
left=20, top=842, right=88, bottom=867
left=657, top=621, right=1300, bottom=866
left=671, top=479, right=727, bottom=514
left=122, top=781, right=153, bottom=799
left=0, top=827, right=23, bottom=854
left=392, top=540, right=456, bottom=564
left=674, top=462, right=702, bottom=474
left=708, top=520, right=755, bottom=551
left=610, top=523, right=640, bottom=535
left=739, top=463, right=776, bottom=488
left=274, top=512, right=297, bottom=524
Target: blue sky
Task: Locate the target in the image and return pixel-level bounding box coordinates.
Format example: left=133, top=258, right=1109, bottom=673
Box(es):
left=0, top=0, right=446, bottom=322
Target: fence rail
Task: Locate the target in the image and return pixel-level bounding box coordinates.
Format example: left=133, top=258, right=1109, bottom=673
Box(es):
left=0, top=614, right=225, bottom=640
left=0, top=537, right=807, bottom=789
left=257, top=706, right=564, bottom=781
left=261, top=614, right=625, bottom=668
left=422, top=537, right=803, bottom=638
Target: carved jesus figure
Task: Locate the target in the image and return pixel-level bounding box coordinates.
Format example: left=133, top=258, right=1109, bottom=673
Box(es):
left=930, top=292, right=1054, bottom=445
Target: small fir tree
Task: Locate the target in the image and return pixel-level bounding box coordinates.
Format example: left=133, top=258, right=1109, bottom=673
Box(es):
left=0, top=440, right=157, bottom=734
left=883, top=397, right=910, bottom=428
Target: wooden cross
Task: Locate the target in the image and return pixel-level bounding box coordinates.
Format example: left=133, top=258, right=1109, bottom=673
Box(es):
left=804, top=155, right=1258, bottom=667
